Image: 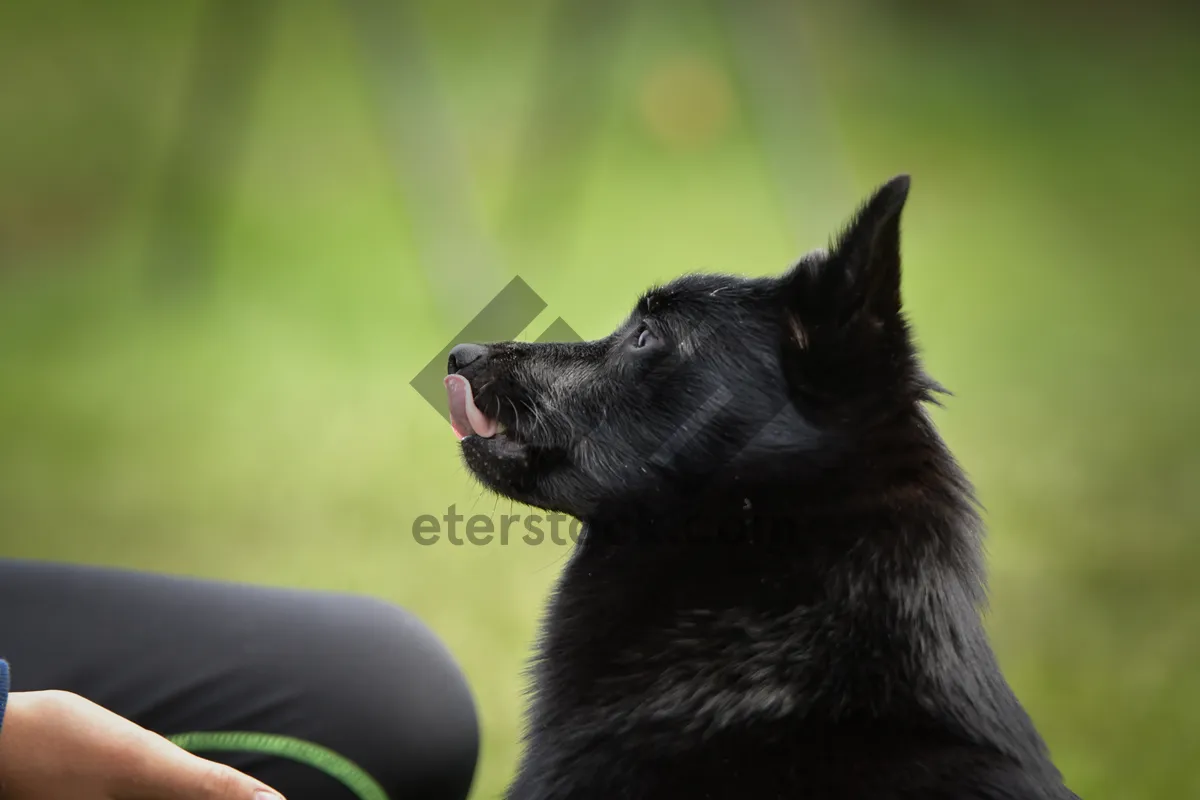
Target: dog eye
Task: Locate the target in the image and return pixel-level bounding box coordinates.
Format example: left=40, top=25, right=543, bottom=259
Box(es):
left=634, top=325, right=657, bottom=349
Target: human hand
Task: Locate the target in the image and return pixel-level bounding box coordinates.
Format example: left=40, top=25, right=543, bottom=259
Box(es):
left=0, top=690, right=284, bottom=799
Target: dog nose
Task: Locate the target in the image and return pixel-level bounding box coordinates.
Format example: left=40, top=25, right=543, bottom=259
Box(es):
left=447, top=343, right=488, bottom=374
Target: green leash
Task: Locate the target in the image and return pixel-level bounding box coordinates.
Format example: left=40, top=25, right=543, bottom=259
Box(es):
left=169, top=731, right=388, bottom=800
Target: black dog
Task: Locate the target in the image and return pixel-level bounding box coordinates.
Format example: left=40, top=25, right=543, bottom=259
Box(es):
left=445, top=176, right=1077, bottom=799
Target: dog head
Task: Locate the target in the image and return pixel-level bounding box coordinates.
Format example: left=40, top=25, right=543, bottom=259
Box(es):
left=445, top=176, right=934, bottom=519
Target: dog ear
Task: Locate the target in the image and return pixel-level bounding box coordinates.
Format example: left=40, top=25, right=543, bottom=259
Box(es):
left=782, top=175, right=910, bottom=340
left=829, top=174, right=910, bottom=322
left=782, top=176, right=902, bottom=321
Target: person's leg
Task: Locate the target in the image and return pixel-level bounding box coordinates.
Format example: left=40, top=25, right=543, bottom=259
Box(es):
left=0, top=558, right=478, bottom=800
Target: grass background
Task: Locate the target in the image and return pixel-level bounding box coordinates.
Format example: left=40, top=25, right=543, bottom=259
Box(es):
left=1, top=2, right=1198, bottom=797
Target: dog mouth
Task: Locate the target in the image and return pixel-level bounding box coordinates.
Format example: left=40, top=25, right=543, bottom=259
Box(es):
left=444, top=374, right=508, bottom=441
left=446, top=371, right=577, bottom=510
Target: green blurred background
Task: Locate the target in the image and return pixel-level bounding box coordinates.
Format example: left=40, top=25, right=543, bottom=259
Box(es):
left=1, top=1, right=1197, bottom=796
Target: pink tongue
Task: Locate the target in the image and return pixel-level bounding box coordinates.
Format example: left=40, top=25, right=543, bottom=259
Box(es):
left=444, top=374, right=498, bottom=440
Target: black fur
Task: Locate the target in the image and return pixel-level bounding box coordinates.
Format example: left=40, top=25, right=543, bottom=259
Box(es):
left=448, top=176, right=1078, bottom=799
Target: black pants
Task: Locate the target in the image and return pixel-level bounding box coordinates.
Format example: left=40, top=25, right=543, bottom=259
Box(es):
left=0, top=559, right=478, bottom=800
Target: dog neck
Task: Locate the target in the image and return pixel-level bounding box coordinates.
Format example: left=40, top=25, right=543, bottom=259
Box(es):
left=526, top=422, right=1051, bottom=766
